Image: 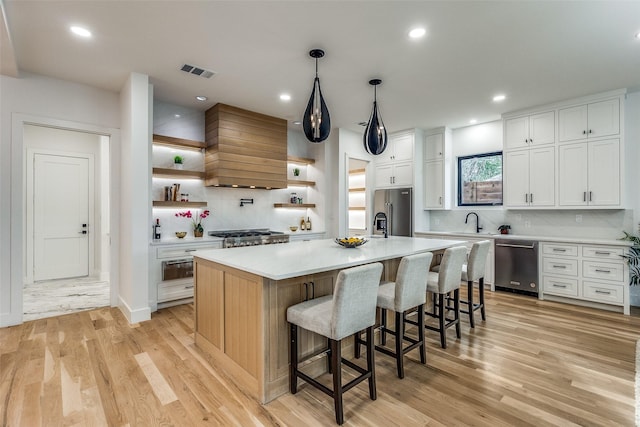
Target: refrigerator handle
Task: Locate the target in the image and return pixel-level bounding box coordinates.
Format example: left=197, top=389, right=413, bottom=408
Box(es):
left=388, top=203, right=393, bottom=236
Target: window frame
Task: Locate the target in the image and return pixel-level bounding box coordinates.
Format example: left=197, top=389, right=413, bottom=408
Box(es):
left=457, top=151, right=503, bottom=207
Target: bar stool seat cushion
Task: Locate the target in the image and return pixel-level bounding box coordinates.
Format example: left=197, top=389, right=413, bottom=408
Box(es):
left=286, top=295, right=333, bottom=338
left=426, top=271, right=440, bottom=293
left=460, top=264, right=469, bottom=282
left=376, top=281, right=395, bottom=311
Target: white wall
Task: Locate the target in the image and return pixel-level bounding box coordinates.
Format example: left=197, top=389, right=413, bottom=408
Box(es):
left=1, top=73, right=120, bottom=327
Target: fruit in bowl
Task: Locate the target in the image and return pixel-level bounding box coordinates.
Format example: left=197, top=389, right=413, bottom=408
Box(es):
left=175, top=231, right=187, bottom=238
left=335, top=236, right=367, bottom=248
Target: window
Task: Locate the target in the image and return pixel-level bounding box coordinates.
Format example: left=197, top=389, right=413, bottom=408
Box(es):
left=457, top=152, right=503, bottom=206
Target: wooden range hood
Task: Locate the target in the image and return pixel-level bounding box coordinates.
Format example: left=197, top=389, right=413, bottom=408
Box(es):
left=204, top=103, right=287, bottom=189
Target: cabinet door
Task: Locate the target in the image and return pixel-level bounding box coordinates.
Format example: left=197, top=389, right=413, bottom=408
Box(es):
left=529, top=111, right=555, bottom=145
left=424, top=133, right=444, bottom=161
left=423, top=160, right=443, bottom=208
left=587, top=99, right=620, bottom=139
left=588, top=139, right=620, bottom=206
left=558, top=104, right=588, bottom=142
left=529, top=147, right=555, bottom=206
left=374, top=164, right=393, bottom=188
left=504, top=151, right=530, bottom=207
left=392, top=162, right=413, bottom=187
left=558, top=143, right=588, bottom=206
left=392, top=133, right=414, bottom=162
left=504, top=116, right=529, bottom=150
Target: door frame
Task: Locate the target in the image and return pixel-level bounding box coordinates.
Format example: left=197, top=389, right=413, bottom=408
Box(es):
left=344, top=154, right=370, bottom=236
left=25, top=148, right=96, bottom=284
left=8, top=113, right=120, bottom=326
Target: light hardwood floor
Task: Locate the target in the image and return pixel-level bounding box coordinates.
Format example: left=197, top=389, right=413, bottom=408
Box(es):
left=2, top=288, right=639, bottom=426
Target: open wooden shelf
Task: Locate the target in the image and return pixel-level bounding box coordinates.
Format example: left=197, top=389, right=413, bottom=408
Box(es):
left=152, top=167, right=205, bottom=179
left=348, top=206, right=366, bottom=211
left=273, top=203, right=316, bottom=208
left=349, top=168, right=366, bottom=175
left=153, top=134, right=205, bottom=150
left=287, top=155, right=315, bottom=165
left=287, top=179, right=316, bottom=187
left=349, top=187, right=366, bottom=192
left=153, top=201, right=208, bottom=208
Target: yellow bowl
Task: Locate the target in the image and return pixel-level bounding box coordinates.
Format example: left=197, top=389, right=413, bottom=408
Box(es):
left=335, top=237, right=367, bottom=248
left=175, top=231, right=187, bottom=238
left=289, top=226, right=298, bottom=232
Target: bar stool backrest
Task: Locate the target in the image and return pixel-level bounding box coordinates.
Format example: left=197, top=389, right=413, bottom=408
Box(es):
left=466, top=240, right=491, bottom=282
left=394, top=252, right=433, bottom=312
left=436, top=246, right=468, bottom=294
left=331, top=262, right=384, bottom=340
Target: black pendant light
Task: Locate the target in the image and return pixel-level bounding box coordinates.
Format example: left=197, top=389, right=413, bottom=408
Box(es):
left=303, top=49, right=331, bottom=143
left=364, top=79, right=387, bottom=155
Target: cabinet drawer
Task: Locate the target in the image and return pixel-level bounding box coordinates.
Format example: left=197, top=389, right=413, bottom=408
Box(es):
left=158, top=279, right=194, bottom=302
left=582, top=261, right=624, bottom=282
left=542, top=276, right=578, bottom=297
left=582, top=281, right=623, bottom=305
left=582, top=246, right=624, bottom=260
left=542, top=243, right=578, bottom=257
left=157, top=243, right=221, bottom=259
left=542, top=257, right=578, bottom=276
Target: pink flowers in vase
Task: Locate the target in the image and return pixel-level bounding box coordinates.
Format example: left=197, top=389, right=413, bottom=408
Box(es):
left=175, top=209, right=210, bottom=233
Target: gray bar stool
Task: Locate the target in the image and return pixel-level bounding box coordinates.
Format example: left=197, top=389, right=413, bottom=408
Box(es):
left=460, top=240, right=491, bottom=327
left=425, top=246, right=467, bottom=348
left=287, top=262, right=383, bottom=425
left=354, top=252, right=433, bottom=379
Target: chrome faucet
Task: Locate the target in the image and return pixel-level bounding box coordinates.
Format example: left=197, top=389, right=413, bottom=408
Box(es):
left=465, top=212, right=483, bottom=233
left=373, top=212, right=388, bottom=238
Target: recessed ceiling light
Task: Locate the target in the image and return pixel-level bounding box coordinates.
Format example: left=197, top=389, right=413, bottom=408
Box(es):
left=174, top=114, right=181, bottom=118
left=493, top=94, right=506, bottom=102
left=469, top=119, right=478, bottom=124
left=70, top=26, right=92, bottom=38
left=280, top=94, right=291, bottom=101
left=408, top=28, right=426, bottom=39
left=196, top=96, right=208, bottom=101
left=636, top=32, right=640, bottom=39
left=293, top=121, right=302, bottom=125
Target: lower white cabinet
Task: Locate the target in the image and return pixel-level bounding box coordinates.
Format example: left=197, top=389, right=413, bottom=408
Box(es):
left=540, top=241, right=629, bottom=314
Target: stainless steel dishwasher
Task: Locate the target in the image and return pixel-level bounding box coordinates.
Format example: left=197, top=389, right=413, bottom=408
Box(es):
left=494, top=239, right=539, bottom=295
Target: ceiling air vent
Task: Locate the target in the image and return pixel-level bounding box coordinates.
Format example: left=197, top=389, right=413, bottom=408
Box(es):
left=180, top=64, right=215, bottom=79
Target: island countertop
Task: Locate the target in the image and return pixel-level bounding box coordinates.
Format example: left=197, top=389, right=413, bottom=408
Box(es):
left=193, top=236, right=466, bottom=281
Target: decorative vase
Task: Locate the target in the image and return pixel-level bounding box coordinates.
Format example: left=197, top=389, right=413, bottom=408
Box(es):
left=194, top=228, right=203, bottom=238
left=174, top=163, right=183, bottom=170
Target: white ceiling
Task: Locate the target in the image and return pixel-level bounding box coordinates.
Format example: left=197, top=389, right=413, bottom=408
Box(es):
left=3, top=1, right=640, bottom=133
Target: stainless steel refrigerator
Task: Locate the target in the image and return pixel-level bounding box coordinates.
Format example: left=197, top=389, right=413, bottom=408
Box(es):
left=373, top=188, right=412, bottom=237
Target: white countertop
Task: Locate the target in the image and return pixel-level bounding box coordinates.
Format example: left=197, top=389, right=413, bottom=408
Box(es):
left=414, top=231, right=631, bottom=247
left=193, top=236, right=466, bottom=281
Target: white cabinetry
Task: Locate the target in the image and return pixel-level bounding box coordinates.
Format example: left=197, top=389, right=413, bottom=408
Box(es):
left=504, top=147, right=555, bottom=207
left=423, top=128, right=452, bottom=210
left=558, top=139, right=620, bottom=207
left=504, top=111, right=555, bottom=150
left=558, top=98, right=620, bottom=143
left=374, top=132, right=414, bottom=188
left=540, top=242, right=629, bottom=315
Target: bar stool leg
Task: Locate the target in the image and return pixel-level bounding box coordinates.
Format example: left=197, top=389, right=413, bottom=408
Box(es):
left=454, top=289, right=461, bottom=339
left=417, top=304, right=426, bottom=364
left=331, top=339, right=344, bottom=425
left=327, top=337, right=333, bottom=373
left=395, top=311, right=404, bottom=379
left=366, top=326, right=377, bottom=401
left=438, top=293, right=446, bottom=349
left=380, top=309, right=388, bottom=346
left=479, top=278, right=486, bottom=321
left=467, top=280, right=475, bottom=328
left=353, top=332, right=361, bottom=359
left=290, top=324, right=298, bottom=394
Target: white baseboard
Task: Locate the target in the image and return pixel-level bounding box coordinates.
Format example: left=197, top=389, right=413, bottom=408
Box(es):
left=0, top=312, right=23, bottom=327
left=118, top=297, right=151, bottom=324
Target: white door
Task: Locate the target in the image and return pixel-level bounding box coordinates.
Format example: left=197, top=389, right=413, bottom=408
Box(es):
left=424, top=133, right=443, bottom=161
left=392, top=162, right=413, bottom=187
left=374, top=164, right=393, bottom=188
left=529, top=147, right=555, bottom=206
left=34, top=154, right=90, bottom=281
left=504, top=150, right=530, bottom=207
left=423, top=160, right=443, bottom=208
left=558, top=143, right=588, bottom=206
left=391, top=133, right=414, bottom=162
left=587, top=99, right=620, bottom=139
left=529, top=111, right=555, bottom=145
left=558, top=104, right=588, bottom=142
left=504, top=116, right=529, bottom=150
left=588, top=139, right=620, bottom=206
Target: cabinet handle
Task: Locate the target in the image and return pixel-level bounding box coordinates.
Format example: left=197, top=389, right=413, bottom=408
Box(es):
left=524, top=138, right=528, bottom=143
left=588, top=129, right=593, bottom=134
left=552, top=248, right=567, bottom=252
left=595, top=290, right=611, bottom=295
left=595, top=269, right=611, bottom=273
left=304, top=282, right=309, bottom=300
left=583, top=192, right=586, bottom=202
left=583, top=130, right=587, bottom=135
left=184, top=285, right=194, bottom=289
left=184, top=249, right=197, bottom=252
left=552, top=284, right=567, bottom=288
left=309, top=281, right=315, bottom=299
left=594, top=251, right=611, bottom=256
left=525, top=194, right=528, bottom=203
left=589, top=191, right=592, bottom=202
left=439, top=196, right=442, bottom=205
left=530, top=193, right=533, bottom=203
left=552, top=265, right=567, bottom=269
left=438, top=152, right=442, bottom=155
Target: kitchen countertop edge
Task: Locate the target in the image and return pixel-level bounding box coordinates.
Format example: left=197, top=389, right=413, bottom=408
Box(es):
left=414, top=231, right=631, bottom=247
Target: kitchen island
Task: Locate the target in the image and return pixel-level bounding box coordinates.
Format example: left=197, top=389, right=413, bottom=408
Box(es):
left=192, top=236, right=465, bottom=403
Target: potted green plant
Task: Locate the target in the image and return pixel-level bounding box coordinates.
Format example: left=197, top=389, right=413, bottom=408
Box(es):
left=293, top=167, right=300, bottom=177
left=174, top=155, right=183, bottom=170
left=620, top=231, right=640, bottom=286
left=498, top=224, right=511, bottom=235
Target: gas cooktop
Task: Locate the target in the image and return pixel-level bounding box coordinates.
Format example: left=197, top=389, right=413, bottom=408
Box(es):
left=208, top=229, right=288, bottom=247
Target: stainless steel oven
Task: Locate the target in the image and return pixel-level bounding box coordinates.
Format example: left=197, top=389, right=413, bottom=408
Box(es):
left=162, top=259, right=193, bottom=281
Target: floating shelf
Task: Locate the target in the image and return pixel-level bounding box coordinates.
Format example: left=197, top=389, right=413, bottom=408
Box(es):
left=287, top=179, right=316, bottom=187
left=349, top=168, right=366, bottom=175
left=349, top=187, right=366, bottom=192
left=153, top=201, right=208, bottom=208
left=273, top=203, right=316, bottom=208
left=348, top=207, right=366, bottom=211
left=152, top=134, right=205, bottom=150
left=288, top=155, right=315, bottom=165
left=152, top=167, right=206, bottom=179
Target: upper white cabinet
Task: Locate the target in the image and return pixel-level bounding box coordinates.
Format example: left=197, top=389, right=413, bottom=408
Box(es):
left=374, top=132, right=414, bottom=188
left=504, top=111, right=555, bottom=150
left=558, top=98, right=620, bottom=143
left=558, top=139, right=620, bottom=207
left=504, top=147, right=555, bottom=207
left=423, top=128, right=452, bottom=209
